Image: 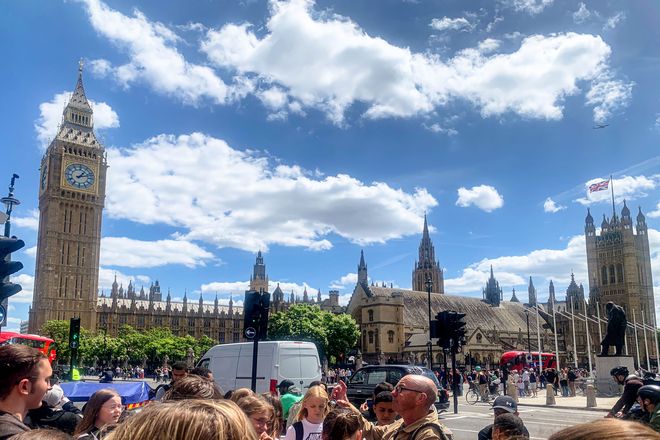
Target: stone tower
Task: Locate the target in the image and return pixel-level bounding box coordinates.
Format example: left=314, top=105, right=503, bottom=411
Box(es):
left=357, top=250, right=368, bottom=286
left=585, top=203, right=655, bottom=326
left=249, top=250, right=269, bottom=293
left=483, top=266, right=503, bottom=306
left=29, top=62, right=107, bottom=333
left=412, top=214, right=444, bottom=293
left=527, top=276, right=537, bottom=307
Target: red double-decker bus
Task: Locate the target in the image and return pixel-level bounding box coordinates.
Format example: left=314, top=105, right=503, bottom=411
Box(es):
left=0, top=331, right=57, bottom=363
left=500, top=351, right=556, bottom=372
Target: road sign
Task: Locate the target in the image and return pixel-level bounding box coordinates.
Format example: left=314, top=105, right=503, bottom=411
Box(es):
left=0, top=303, right=6, bottom=325
left=525, top=353, right=533, bottom=363
left=244, top=327, right=257, bottom=339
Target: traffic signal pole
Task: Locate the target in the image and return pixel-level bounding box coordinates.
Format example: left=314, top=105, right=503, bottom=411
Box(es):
left=451, top=347, right=458, bottom=414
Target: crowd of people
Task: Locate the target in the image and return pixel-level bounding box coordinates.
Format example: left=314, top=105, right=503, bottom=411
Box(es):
left=2, top=344, right=660, bottom=439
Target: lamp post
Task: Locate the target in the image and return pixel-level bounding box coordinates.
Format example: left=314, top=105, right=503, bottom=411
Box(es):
left=525, top=309, right=531, bottom=365
left=1, top=174, right=20, bottom=238
left=426, top=276, right=433, bottom=370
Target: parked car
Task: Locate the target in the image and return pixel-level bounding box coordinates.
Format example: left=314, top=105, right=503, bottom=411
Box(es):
left=346, top=365, right=449, bottom=412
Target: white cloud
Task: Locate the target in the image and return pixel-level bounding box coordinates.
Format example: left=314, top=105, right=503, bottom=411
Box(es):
left=12, top=209, right=40, bottom=231
left=199, top=1, right=619, bottom=124
left=573, top=3, right=592, bottom=24
left=101, top=237, right=216, bottom=268
left=35, top=92, right=119, bottom=149
left=456, top=185, right=504, bottom=212
left=429, top=17, right=474, bottom=32
left=329, top=272, right=358, bottom=289
left=24, top=246, right=37, bottom=258
left=7, top=274, right=34, bottom=304
left=604, top=12, right=625, bottom=30
left=104, top=132, right=437, bottom=251
left=424, top=123, right=458, bottom=136
left=586, top=75, right=634, bottom=124
left=575, top=175, right=659, bottom=206
left=543, top=197, right=566, bottom=213
left=98, top=267, right=150, bottom=292
left=81, top=0, right=233, bottom=105
left=504, top=0, right=554, bottom=15
left=648, top=202, right=660, bottom=219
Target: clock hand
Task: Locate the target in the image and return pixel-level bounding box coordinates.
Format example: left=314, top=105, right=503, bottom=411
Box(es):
left=75, top=171, right=85, bottom=179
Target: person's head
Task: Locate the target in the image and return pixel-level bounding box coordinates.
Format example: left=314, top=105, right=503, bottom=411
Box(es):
left=322, top=408, right=361, bottom=440
left=11, top=429, right=73, bottom=440
left=371, top=382, right=394, bottom=400
left=373, top=391, right=396, bottom=425
left=236, top=395, right=275, bottom=437
left=297, top=385, right=329, bottom=424
left=190, top=366, right=214, bottom=381
left=105, top=399, right=258, bottom=440
left=228, top=387, right=254, bottom=403
left=492, top=413, right=528, bottom=440
left=491, top=396, right=519, bottom=419
left=548, top=418, right=660, bottom=440
left=163, top=374, right=223, bottom=401
left=610, top=366, right=629, bottom=385
left=171, top=362, right=188, bottom=382
left=260, top=392, right=283, bottom=438
left=74, top=389, right=122, bottom=435
left=308, top=380, right=328, bottom=393
left=391, top=374, right=437, bottom=420
left=0, top=345, right=51, bottom=414
left=638, top=385, right=660, bottom=414
left=277, top=379, right=295, bottom=395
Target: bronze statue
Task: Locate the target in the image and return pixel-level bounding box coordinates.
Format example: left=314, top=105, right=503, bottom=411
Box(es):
left=600, top=302, right=627, bottom=356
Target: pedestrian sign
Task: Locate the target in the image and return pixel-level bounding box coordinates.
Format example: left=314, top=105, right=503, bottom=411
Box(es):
left=525, top=353, right=533, bottom=363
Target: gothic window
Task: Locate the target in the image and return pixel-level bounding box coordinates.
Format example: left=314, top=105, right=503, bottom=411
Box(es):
left=172, top=317, right=179, bottom=327
left=601, top=266, right=608, bottom=285
left=476, top=334, right=482, bottom=343
left=188, top=317, right=195, bottom=328
left=119, top=315, right=127, bottom=325
left=233, top=332, right=240, bottom=343
left=368, top=331, right=374, bottom=344
left=375, top=329, right=380, bottom=350
left=363, top=331, right=367, bottom=348
left=219, top=320, right=225, bottom=328
left=219, top=332, right=225, bottom=343
left=609, top=265, right=616, bottom=284
left=155, top=316, right=163, bottom=327
left=137, top=316, right=145, bottom=327
left=204, top=319, right=211, bottom=328
left=233, top=320, right=240, bottom=329
left=616, top=264, right=624, bottom=283
left=388, top=330, right=394, bottom=343
left=368, top=310, right=374, bottom=322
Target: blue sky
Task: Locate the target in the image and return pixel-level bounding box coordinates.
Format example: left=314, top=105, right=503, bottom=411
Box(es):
left=1, top=0, right=659, bottom=331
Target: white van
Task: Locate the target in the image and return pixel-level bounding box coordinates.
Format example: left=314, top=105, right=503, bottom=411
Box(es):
left=198, top=341, right=322, bottom=394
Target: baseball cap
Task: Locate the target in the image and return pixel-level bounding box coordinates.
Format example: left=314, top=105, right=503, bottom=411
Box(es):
left=492, top=396, right=517, bottom=413
left=278, top=379, right=295, bottom=389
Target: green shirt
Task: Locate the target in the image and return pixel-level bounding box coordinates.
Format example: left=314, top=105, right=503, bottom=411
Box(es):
left=281, top=392, right=303, bottom=419
left=649, top=405, right=660, bottom=433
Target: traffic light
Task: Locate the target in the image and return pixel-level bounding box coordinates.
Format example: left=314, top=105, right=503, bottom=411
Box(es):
left=447, top=311, right=467, bottom=353
left=243, top=291, right=270, bottom=340
left=0, top=236, right=25, bottom=302
left=69, top=317, right=81, bottom=350
left=433, top=311, right=451, bottom=350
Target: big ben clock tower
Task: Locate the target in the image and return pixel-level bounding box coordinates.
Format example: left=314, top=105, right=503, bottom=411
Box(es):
left=29, top=62, right=107, bottom=333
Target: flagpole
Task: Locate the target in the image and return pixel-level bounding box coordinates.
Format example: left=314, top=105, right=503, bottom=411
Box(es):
left=584, top=301, right=593, bottom=375
left=536, top=305, right=542, bottom=371
left=643, top=310, right=650, bottom=370
left=634, top=310, right=641, bottom=370
left=610, top=174, right=616, bottom=218
left=571, top=300, right=578, bottom=368
left=553, top=301, right=560, bottom=372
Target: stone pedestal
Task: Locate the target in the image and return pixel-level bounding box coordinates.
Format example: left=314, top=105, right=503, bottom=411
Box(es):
left=594, top=355, right=634, bottom=397
left=545, top=384, right=556, bottom=406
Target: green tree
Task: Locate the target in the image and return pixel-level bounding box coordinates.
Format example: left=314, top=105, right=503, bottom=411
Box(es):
left=268, top=305, right=359, bottom=362
left=41, top=320, right=92, bottom=365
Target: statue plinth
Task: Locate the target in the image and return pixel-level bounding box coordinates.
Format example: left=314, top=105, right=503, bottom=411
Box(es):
left=594, top=355, right=634, bottom=397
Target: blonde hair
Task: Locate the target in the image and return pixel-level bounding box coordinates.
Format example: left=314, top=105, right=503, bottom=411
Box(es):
left=228, top=387, right=254, bottom=403
left=297, top=386, right=329, bottom=422
left=548, top=419, right=660, bottom=440
left=261, top=392, right=283, bottom=438
left=236, top=394, right=274, bottom=419
left=105, top=399, right=259, bottom=440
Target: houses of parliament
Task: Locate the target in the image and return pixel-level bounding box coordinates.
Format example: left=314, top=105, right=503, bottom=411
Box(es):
left=28, top=66, right=656, bottom=369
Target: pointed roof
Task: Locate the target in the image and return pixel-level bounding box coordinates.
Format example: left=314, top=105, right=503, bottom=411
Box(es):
left=67, top=60, right=93, bottom=113
left=422, top=213, right=430, bottom=240
left=585, top=208, right=593, bottom=223
left=510, top=288, right=520, bottom=303
left=359, top=249, right=366, bottom=268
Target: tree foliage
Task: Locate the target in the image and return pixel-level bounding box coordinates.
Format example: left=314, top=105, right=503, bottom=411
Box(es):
left=268, top=305, right=359, bottom=362
left=39, top=320, right=218, bottom=368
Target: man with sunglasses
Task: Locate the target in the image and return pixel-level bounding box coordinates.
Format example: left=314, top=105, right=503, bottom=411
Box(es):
left=333, top=375, right=453, bottom=439
left=0, top=345, right=52, bottom=440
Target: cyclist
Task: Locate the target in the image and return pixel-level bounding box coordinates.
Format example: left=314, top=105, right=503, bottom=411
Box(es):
left=606, top=366, right=644, bottom=418
left=638, top=385, right=660, bottom=432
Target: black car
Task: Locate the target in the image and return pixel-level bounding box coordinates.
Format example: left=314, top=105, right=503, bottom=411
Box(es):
left=346, top=365, right=449, bottom=412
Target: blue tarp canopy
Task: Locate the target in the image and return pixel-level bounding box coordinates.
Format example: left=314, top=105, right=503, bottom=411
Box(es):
left=60, top=381, right=152, bottom=404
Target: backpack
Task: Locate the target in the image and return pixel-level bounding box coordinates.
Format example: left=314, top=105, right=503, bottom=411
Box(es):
left=410, top=422, right=451, bottom=440
left=293, top=421, right=304, bottom=440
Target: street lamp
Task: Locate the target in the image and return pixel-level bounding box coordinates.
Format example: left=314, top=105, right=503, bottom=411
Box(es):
left=426, top=276, right=433, bottom=370
left=525, top=308, right=531, bottom=364
left=1, top=174, right=20, bottom=238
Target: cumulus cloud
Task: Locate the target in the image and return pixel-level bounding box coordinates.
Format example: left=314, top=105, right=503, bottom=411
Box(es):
left=504, top=0, right=554, bottom=15
left=7, top=274, right=34, bottom=304
left=573, top=3, right=592, bottom=24
left=329, top=272, right=358, bottom=289
left=105, top=133, right=436, bottom=251
left=648, top=202, right=660, bottom=218
left=101, top=237, right=216, bottom=268
left=98, top=267, right=150, bottom=292
left=604, top=12, right=625, bottom=30
left=575, top=175, right=659, bottom=206
left=424, top=123, right=458, bottom=136
left=35, top=92, right=119, bottom=149
left=456, top=185, right=504, bottom=212
left=543, top=197, right=566, bottom=213
left=12, top=209, right=40, bottom=231
left=586, top=75, right=634, bottom=124
left=81, top=0, right=233, bottom=105
left=429, top=17, right=474, bottom=32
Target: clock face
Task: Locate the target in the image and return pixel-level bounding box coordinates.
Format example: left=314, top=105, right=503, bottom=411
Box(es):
left=40, top=165, right=48, bottom=190
left=64, top=163, right=95, bottom=190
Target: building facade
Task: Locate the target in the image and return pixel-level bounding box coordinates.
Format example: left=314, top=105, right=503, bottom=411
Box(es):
left=29, top=64, right=107, bottom=333
left=412, top=215, right=444, bottom=293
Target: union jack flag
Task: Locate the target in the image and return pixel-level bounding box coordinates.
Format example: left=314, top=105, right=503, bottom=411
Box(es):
left=589, top=180, right=609, bottom=193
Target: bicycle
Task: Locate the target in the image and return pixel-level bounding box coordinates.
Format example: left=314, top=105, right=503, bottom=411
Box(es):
left=465, top=382, right=501, bottom=405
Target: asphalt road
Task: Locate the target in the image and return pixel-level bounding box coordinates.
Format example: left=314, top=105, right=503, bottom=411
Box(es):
left=438, top=401, right=603, bottom=440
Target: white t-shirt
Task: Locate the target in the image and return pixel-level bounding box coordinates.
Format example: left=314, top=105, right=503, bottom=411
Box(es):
left=284, top=418, right=323, bottom=440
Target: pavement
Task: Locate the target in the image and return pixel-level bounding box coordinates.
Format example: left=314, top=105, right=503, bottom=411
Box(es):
left=508, top=387, right=620, bottom=412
